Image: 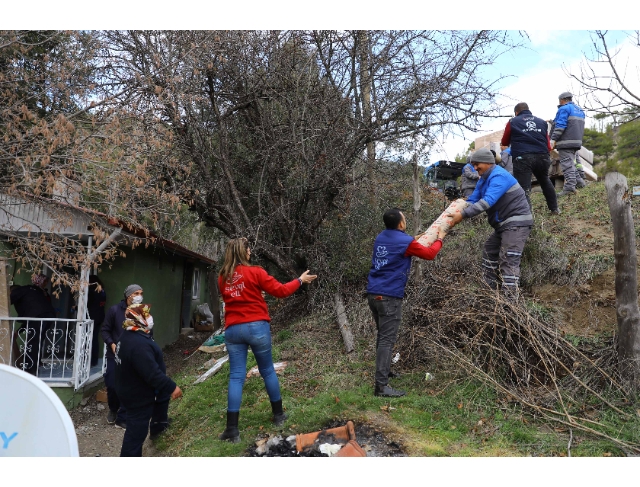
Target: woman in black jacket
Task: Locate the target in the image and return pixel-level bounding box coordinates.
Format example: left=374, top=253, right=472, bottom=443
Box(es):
left=114, top=303, right=182, bottom=457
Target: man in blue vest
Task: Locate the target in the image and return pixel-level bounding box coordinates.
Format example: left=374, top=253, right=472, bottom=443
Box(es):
left=367, top=209, right=446, bottom=397
left=550, top=92, right=586, bottom=195
left=501, top=102, right=559, bottom=215
left=448, top=147, right=533, bottom=298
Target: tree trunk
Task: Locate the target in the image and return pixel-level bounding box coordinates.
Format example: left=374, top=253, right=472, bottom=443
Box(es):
left=334, top=292, right=354, bottom=353
left=208, top=270, right=222, bottom=332
left=358, top=31, right=375, bottom=181
left=412, top=148, right=423, bottom=280
left=604, top=172, right=640, bottom=390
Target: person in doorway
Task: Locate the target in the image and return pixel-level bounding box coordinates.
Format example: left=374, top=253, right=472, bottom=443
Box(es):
left=550, top=92, right=586, bottom=196
left=447, top=147, right=533, bottom=299
left=499, top=146, right=513, bottom=175
left=9, top=275, right=56, bottom=375
left=115, top=303, right=182, bottom=456
left=102, top=284, right=143, bottom=429
left=217, top=237, right=317, bottom=443
left=500, top=102, right=559, bottom=215
left=87, top=275, right=107, bottom=367
left=367, top=209, right=446, bottom=398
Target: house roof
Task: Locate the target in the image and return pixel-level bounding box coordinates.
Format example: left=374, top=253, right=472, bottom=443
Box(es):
left=0, top=192, right=215, bottom=265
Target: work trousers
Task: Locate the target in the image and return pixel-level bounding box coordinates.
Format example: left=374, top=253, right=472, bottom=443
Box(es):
left=119, top=395, right=170, bottom=457
left=367, top=294, right=402, bottom=387
left=482, top=226, right=532, bottom=298
left=513, top=153, right=558, bottom=212
left=105, top=356, right=127, bottom=422
left=558, top=149, right=586, bottom=192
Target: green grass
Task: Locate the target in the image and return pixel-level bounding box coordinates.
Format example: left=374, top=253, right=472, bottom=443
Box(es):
left=151, top=182, right=640, bottom=457
left=153, top=315, right=639, bottom=457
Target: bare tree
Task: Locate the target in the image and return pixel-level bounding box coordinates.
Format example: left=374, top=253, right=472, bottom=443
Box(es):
left=568, top=30, right=640, bottom=123
left=98, top=30, right=515, bottom=280
left=0, top=31, right=181, bottom=291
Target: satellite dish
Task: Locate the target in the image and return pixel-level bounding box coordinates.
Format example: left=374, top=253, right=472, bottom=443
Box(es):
left=0, top=364, right=79, bottom=456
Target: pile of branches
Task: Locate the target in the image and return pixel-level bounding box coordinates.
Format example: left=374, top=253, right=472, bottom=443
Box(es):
left=399, top=270, right=639, bottom=453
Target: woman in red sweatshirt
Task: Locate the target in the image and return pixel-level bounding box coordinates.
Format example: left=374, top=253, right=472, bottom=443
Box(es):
left=218, top=237, right=317, bottom=443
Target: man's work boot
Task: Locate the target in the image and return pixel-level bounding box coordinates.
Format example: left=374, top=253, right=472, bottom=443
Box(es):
left=374, top=384, right=406, bottom=397
left=219, top=411, right=240, bottom=443
left=270, top=399, right=288, bottom=427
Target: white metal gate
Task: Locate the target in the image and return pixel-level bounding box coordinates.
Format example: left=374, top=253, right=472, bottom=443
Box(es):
left=0, top=317, right=94, bottom=390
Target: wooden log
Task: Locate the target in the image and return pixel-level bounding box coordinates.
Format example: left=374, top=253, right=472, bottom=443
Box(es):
left=604, top=172, right=640, bottom=390
left=334, top=293, right=354, bottom=353
left=417, top=198, right=469, bottom=247
left=193, top=354, right=229, bottom=384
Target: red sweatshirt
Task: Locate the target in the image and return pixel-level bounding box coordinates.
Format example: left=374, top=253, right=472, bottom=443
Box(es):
left=404, top=238, right=442, bottom=260
left=219, top=264, right=301, bottom=328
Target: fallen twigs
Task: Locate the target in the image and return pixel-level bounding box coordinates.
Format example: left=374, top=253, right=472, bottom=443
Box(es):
left=398, top=271, right=639, bottom=452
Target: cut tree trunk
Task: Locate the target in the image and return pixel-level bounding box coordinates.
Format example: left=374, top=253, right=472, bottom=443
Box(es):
left=334, top=292, right=354, bottom=353
left=604, top=172, right=640, bottom=391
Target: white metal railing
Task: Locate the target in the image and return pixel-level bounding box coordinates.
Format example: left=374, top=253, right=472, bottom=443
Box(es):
left=0, top=317, right=94, bottom=390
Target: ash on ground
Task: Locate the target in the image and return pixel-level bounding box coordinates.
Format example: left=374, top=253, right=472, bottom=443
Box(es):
left=247, top=421, right=407, bottom=457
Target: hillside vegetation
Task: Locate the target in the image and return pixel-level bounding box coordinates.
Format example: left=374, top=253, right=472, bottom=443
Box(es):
left=153, top=178, right=640, bottom=457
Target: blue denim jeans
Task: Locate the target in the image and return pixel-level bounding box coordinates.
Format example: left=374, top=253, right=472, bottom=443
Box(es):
left=224, top=320, right=281, bottom=412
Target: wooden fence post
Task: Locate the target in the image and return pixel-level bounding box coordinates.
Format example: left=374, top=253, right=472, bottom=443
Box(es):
left=604, top=172, right=640, bottom=391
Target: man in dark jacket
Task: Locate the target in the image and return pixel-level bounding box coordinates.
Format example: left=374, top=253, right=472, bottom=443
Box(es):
left=367, top=209, right=446, bottom=397
left=448, top=147, right=533, bottom=298
left=550, top=92, right=586, bottom=195
left=501, top=102, right=559, bottom=215
left=101, top=284, right=143, bottom=428
left=10, top=277, right=56, bottom=375
left=115, top=303, right=182, bottom=456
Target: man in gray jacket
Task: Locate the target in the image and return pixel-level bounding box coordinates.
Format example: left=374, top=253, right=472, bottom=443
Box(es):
left=448, top=148, right=532, bottom=299
left=550, top=92, right=586, bottom=196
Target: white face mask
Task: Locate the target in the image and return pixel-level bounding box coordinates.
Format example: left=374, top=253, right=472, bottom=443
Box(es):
left=146, top=316, right=154, bottom=330
left=131, top=295, right=143, bottom=305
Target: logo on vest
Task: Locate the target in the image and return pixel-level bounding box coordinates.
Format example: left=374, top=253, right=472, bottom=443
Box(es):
left=374, top=246, right=389, bottom=270
left=524, top=120, right=541, bottom=132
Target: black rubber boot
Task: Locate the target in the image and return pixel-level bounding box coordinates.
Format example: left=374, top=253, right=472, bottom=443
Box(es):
left=219, top=411, right=240, bottom=443
left=271, top=399, right=288, bottom=426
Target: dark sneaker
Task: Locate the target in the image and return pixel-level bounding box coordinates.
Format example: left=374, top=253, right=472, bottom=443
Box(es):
left=388, top=370, right=401, bottom=379
left=374, top=384, right=406, bottom=397
left=557, top=189, right=576, bottom=197
left=114, top=420, right=127, bottom=430
left=107, top=410, right=117, bottom=424
left=550, top=209, right=561, bottom=215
